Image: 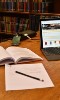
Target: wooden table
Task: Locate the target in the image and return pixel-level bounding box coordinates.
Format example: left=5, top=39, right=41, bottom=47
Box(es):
left=0, top=31, right=60, bottom=100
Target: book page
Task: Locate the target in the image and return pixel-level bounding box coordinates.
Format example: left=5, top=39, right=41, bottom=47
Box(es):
left=0, top=46, right=10, bottom=59
left=0, top=46, right=14, bottom=65
left=6, top=46, right=43, bottom=63
left=5, top=63, right=54, bottom=91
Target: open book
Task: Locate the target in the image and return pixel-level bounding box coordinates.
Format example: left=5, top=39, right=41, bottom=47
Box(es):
left=0, top=46, right=43, bottom=65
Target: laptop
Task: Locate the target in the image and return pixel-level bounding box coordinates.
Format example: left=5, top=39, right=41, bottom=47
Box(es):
left=40, top=18, right=60, bottom=60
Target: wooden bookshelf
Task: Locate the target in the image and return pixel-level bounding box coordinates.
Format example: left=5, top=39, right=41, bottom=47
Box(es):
left=0, top=0, right=60, bottom=41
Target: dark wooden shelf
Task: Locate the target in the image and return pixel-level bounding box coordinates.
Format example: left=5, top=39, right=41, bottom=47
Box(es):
left=0, top=11, right=29, bottom=14
left=0, top=11, right=60, bottom=16
left=0, top=0, right=60, bottom=42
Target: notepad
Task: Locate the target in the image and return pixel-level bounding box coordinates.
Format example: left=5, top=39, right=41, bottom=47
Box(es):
left=5, top=63, right=54, bottom=91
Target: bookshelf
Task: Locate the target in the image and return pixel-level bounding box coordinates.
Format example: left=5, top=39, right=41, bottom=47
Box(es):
left=0, top=0, right=60, bottom=41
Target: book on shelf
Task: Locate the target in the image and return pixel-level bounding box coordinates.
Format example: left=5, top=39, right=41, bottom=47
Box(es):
left=24, top=0, right=27, bottom=12
left=15, top=17, right=20, bottom=33
left=37, top=0, right=42, bottom=13
left=33, top=0, right=38, bottom=13
left=0, top=46, right=43, bottom=65
left=41, top=1, right=46, bottom=13
left=0, top=16, right=30, bottom=34
left=29, top=14, right=40, bottom=31
left=29, top=14, right=36, bottom=31
left=0, top=16, right=6, bottom=33
left=0, top=0, right=2, bottom=11
left=26, top=0, right=30, bottom=12
left=35, top=15, right=40, bottom=31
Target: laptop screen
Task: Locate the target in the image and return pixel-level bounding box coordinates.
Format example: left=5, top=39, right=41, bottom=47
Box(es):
left=40, top=19, right=60, bottom=48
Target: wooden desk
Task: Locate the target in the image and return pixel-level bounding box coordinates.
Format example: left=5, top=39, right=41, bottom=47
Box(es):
left=0, top=31, right=60, bottom=100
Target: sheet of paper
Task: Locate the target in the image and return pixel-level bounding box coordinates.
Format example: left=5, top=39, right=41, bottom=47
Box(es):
left=5, top=63, right=54, bottom=91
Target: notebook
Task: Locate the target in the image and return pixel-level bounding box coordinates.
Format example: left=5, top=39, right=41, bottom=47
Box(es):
left=40, top=18, right=60, bottom=60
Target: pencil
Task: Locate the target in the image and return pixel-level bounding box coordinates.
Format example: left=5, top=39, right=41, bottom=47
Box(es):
left=15, top=71, right=40, bottom=81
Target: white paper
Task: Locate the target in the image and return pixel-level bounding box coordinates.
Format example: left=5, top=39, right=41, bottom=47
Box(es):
left=5, top=63, right=54, bottom=91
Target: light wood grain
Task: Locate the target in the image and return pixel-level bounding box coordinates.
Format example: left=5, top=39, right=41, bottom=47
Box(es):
left=0, top=31, right=60, bottom=100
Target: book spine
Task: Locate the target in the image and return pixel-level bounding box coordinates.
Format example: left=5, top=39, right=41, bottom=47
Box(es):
left=3, top=0, right=6, bottom=11
left=33, top=0, right=38, bottom=13
left=18, top=18, right=23, bottom=32
left=26, top=0, right=30, bottom=12
left=6, top=23, right=11, bottom=33
left=11, top=0, right=14, bottom=11
left=21, top=0, right=26, bottom=12
left=37, top=0, right=42, bottom=13
left=25, top=19, right=29, bottom=30
left=5, top=17, right=10, bottom=33
left=0, top=1, right=2, bottom=11
left=17, top=0, right=20, bottom=11
left=42, top=0, right=46, bottom=13
left=19, top=0, right=24, bottom=12
left=1, top=0, right=4, bottom=11
left=11, top=17, right=15, bottom=34
left=0, top=16, right=6, bottom=33
left=12, top=0, right=17, bottom=11
left=7, top=0, right=10, bottom=11
left=35, top=15, right=40, bottom=31
left=23, top=18, right=29, bottom=30
left=29, top=14, right=36, bottom=31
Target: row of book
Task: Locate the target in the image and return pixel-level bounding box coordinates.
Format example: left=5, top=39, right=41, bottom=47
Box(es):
left=0, top=16, right=29, bottom=34
left=0, top=15, right=40, bottom=34
left=0, top=0, right=53, bottom=13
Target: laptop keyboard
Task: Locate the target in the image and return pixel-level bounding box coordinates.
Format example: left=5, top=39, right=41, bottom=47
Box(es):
left=43, top=47, right=60, bottom=55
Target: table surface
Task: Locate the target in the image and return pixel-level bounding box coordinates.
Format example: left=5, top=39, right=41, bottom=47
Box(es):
left=0, top=31, right=60, bottom=100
